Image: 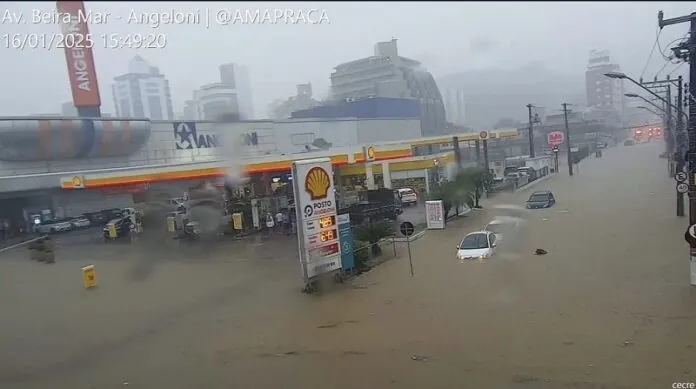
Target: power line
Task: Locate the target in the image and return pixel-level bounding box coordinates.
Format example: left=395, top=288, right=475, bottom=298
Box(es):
left=667, top=62, right=685, bottom=77
left=640, top=27, right=662, bottom=79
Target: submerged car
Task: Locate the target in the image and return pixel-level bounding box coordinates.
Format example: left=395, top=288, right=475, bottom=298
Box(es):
left=456, top=231, right=497, bottom=260
left=526, top=190, right=556, bottom=209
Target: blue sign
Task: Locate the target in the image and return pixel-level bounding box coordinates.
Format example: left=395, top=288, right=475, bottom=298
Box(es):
left=338, top=214, right=355, bottom=271
left=174, top=122, right=220, bottom=150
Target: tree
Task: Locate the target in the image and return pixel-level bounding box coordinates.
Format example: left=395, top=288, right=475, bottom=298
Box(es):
left=454, top=167, right=494, bottom=208
left=353, top=220, right=394, bottom=257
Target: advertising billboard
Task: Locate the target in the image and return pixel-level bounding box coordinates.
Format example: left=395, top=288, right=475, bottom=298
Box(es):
left=292, top=158, right=342, bottom=282
left=57, top=1, right=101, bottom=108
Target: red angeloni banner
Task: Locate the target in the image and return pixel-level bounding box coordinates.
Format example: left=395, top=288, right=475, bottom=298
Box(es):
left=57, top=1, right=101, bottom=107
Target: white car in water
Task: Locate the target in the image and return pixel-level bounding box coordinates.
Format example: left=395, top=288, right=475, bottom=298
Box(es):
left=456, top=231, right=497, bottom=260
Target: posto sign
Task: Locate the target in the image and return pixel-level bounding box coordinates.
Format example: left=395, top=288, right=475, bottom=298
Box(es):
left=292, top=157, right=341, bottom=282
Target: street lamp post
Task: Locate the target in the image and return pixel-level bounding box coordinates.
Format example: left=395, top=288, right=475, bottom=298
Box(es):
left=562, top=103, right=573, bottom=176
left=605, top=71, right=682, bottom=113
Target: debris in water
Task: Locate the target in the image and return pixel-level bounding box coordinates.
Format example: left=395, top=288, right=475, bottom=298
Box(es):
left=559, top=210, right=569, bottom=213
left=278, top=351, right=299, bottom=356
left=535, top=248, right=548, bottom=255
left=317, top=323, right=340, bottom=329
left=622, top=340, right=634, bottom=347
left=512, top=374, right=539, bottom=383
left=562, top=341, right=574, bottom=346
left=541, top=218, right=549, bottom=221
left=411, top=355, right=429, bottom=362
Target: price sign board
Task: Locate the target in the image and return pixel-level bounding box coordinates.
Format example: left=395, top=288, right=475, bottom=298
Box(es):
left=292, top=158, right=342, bottom=282
left=547, top=131, right=565, bottom=147
left=425, top=200, right=445, bottom=229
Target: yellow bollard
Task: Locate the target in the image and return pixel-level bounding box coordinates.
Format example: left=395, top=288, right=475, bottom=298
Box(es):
left=107, top=223, right=117, bottom=238
left=82, top=265, right=97, bottom=289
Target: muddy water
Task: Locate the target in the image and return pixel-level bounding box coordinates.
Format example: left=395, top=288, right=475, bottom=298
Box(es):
left=1, top=142, right=695, bottom=389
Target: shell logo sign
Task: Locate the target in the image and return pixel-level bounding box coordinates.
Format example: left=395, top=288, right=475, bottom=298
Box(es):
left=366, top=146, right=376, bottom=161
left=71, top=176, right=84, bottom=188
left=305, top=167, right=331, bottom=200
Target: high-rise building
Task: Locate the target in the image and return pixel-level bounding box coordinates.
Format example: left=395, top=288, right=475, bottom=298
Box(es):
left=268, top=83, right=321, bottom=119
left=192, top=83, right=239, bottom=120
left=329, top=39, right=446, bottom=136
left=219, top=63, right=254, bottom=119
left=111, top=55, right=174, bottom=120
left=585, top=50, right=624, bottom=116
left=441, top=88, right=466, bottom=126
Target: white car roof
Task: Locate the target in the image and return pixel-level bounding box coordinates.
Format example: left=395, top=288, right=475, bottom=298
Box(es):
left=464, top=230, right=490, bottom=237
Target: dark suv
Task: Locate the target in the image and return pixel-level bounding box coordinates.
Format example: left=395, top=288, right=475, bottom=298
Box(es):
left=526, top=190, right=556, bottom=209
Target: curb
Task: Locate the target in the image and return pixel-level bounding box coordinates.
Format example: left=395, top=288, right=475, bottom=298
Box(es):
left=392, top=229, right=427, bottom=243
left=0, top=235, right=47, bottom=254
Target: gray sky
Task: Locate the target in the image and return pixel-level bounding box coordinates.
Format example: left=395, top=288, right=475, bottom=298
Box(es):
left=1, top=1, right=693, bottom=118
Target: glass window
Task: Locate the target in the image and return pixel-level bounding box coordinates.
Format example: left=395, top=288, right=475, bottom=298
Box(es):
left=459, top=233, right=490, bottom=249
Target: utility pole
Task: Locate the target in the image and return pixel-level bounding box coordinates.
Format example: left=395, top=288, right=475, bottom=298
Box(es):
left=658, top=10, right=696, bottom=285
left=562, top=103, right=573, bottom=176
left=677, top=75, right=686, bottom=216
left=666, top=79, right=673, bottom=173
left=527, top=104, right=536, bottom=158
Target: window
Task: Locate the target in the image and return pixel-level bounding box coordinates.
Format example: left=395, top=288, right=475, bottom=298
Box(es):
left=458, top=233, right=490, bottom=250
left=148, top=96, right=163, bottom=120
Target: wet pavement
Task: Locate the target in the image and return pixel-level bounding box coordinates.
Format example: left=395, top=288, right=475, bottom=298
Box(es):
left=1, top=141, right=695, bottom=389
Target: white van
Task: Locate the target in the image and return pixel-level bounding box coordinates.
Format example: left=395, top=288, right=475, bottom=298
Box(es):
left=396, top=188, right=418, bottom=206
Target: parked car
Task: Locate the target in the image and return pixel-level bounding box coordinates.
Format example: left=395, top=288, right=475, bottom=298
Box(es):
left=395, top=188, right=418, bottom=206
left=103, top=217, right=133, bottom=240
left=456, top=231, right=497, bottom=260
left=70, top=216, right=91, bottom=229
left=36, top=219, right=74, bottom=234
left=526, top=190, right=556, bottom=209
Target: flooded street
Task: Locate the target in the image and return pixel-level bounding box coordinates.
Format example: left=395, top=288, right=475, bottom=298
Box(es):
left=2, top=141, right=695, bottom=389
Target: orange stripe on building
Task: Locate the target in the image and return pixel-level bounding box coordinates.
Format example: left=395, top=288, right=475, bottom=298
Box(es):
left=62, top=152, right=410, bottom=189
left=100, top=120, right=112, bottom=155
left=37, top=120, right=51, bottom=159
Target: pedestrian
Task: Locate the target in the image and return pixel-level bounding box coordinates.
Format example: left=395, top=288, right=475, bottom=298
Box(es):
left=265, top=212, right=275, bottom=235
left=275, top=210, right=284, bottom=234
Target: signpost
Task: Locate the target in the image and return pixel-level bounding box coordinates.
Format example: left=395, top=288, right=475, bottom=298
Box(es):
left=547, top=131, right=565, bottom=147
left=291, top=158, right=342, bottom=290
left=677, top=182, right=689, bottom=194
left=337, top=214, right=355, bottom=271
left=425, top=200, right=445, bottom=229
left=400, top=221, right=415, bottom=277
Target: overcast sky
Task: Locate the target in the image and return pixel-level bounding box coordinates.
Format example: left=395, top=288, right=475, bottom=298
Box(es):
left=1, top=1, right=692, bottom=118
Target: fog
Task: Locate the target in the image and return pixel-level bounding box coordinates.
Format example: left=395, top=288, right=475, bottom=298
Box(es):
left=1, top=2, right=692, bottom=125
